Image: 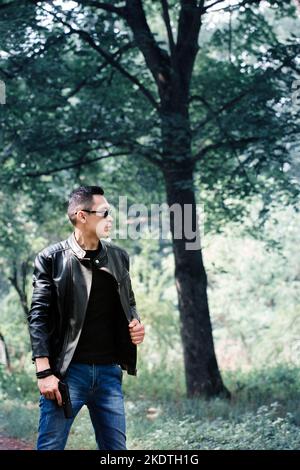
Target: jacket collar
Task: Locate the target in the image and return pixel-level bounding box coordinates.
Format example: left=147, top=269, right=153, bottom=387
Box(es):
left=67, top=232, right=108, bottom=265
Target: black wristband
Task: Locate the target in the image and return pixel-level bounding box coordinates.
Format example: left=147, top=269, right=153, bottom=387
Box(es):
left=36, top=368, right=53, bottom=379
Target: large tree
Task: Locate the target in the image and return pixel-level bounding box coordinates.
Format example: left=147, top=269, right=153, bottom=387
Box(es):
left=0, top=0, right=299, bottom=397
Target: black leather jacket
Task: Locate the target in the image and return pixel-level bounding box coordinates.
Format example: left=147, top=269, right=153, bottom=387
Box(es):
left=27, top=233, right=141, bottom=377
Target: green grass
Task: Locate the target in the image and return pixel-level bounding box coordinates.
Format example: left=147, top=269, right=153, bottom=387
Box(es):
left=1, top=364, right=300, bottom=450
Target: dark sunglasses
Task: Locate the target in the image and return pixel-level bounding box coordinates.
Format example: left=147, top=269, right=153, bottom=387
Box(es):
left=74, top=208, right=112, bottom=218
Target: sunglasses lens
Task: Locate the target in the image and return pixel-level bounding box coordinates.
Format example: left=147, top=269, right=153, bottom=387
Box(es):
left=104, top=210, right=109, bottom=218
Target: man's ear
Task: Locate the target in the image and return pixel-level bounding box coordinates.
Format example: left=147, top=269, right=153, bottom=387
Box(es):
left=77, top=210, right=86, bottom=224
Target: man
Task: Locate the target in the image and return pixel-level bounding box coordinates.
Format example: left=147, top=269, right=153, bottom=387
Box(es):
left=27, top=185, right=145, bottom=450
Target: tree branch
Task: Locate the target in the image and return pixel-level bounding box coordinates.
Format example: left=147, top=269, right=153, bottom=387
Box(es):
left=160, top=0, right=175, bottom=57
left=1, top=137, right=164, bottom=183
left=177, top=0, right=205, bottom=48
left=193, top=136, right=262, bottom=162
left=0, top=1, right=20, bottom=10
left=41, top=3, right=159, bottom=110
left=65, top=42, right=134, bottom=99
left=0, top=332, right=11, bottom=371
left=175, top=0, right=204, bottom=90
left=125, top=138, right=164, bottom=167
left=203, top=0, right=228, bottom=12
left=204, top=0, right=263, bottom=14
left=124, top=0, right=171, bottom=93
left=78, top=0, right=127, bottom=18
left=80, top=0, right=172, bottom=94
left=191, top=87, right=266, bottom=188
left=19, top=151, right=129, bottom=179
left=1, top=33, right=72, bottom=79
left=6, top=145, right=162, bottom=181
left=76, top=28, right=159, bottom=109
left=8, top=262, right=29, bottom=316
left=192, top=49, right=300, bottom=131
left=78, top=1, right=173, bottom=97
left=0, top=66, right=14, bottom=80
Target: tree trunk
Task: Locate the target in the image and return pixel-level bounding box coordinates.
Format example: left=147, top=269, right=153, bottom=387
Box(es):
left=163, top=163, right=229, bottom=398
left=160, top=107, right=230, bottom=398
left=8, top=261, right=29, bottom=317
left=0, top=332, right=11, bottom=371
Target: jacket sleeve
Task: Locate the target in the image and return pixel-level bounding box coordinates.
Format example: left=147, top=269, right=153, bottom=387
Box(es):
left=27, top=251, right=53, bottom=360
left=123, top=251, right=141, bottom=323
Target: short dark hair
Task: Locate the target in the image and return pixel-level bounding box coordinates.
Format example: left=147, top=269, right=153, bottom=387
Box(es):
left=67, top=185, right=104, bottom=226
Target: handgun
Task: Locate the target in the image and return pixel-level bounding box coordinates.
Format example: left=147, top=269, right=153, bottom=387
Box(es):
left=58, top=380, right=73, bottom=419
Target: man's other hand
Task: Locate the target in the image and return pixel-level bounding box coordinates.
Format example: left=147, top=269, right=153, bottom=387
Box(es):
left=128, top=319, right=145, bottom=345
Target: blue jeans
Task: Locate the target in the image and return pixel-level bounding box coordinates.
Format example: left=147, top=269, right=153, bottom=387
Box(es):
left=37, top=363, right=126, bottom=450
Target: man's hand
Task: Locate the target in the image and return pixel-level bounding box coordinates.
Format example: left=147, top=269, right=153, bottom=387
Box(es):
left=38, top=375, right=62, bottom=406
left=128, top=319, right=145, bottom=345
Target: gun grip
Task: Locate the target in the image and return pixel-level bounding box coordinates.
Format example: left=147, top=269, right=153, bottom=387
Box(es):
left=58, top=380, right=73, bottom=419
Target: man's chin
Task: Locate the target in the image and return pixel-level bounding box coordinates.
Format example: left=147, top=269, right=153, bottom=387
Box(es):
left=101, top=231, right=111, bottom=238
left=96, top=226, right=111, bottom=239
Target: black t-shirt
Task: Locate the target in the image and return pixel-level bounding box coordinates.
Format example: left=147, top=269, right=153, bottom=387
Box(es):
left=71, top=243, right=120, bottom=364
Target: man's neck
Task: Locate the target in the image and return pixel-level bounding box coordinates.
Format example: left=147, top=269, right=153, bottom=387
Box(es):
left=74, top=229, right=100, bottom=251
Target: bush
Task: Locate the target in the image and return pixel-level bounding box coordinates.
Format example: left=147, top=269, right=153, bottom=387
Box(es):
left=0, top=365, right=37, bottom=402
